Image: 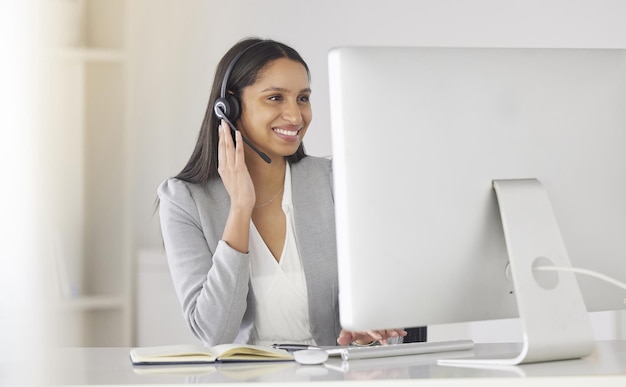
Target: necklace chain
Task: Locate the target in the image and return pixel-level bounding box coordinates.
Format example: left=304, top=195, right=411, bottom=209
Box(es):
left=254, top=186, right=284, bottom=208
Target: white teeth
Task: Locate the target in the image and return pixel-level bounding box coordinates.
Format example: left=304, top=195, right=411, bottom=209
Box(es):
left=274, top=128, right=299, bottom=136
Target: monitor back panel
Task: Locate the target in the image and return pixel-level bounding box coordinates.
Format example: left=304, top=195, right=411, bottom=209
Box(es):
left=329, top=47, right=626, bottom=330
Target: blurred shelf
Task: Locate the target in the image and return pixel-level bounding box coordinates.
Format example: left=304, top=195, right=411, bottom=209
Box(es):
left=45, top=0, right=132, bottom=347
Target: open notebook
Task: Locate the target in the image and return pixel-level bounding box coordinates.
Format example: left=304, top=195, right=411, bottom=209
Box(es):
left=129, top=343, right=293, bottom=365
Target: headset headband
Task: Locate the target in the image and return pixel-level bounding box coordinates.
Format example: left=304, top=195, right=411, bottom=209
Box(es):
left=220, top=40, right=265, bottom=99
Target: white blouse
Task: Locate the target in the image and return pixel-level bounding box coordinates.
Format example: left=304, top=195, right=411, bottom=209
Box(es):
left=248, top=163, right=316, bottom=346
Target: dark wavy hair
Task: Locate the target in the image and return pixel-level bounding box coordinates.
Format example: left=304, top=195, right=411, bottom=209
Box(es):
left=175, top=37, right=310, bottom=184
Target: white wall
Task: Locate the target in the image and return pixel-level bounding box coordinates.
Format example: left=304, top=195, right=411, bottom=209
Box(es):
left=127, top=0, right=626, bottom=341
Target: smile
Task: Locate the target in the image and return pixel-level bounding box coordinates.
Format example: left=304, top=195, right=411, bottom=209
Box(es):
left=273, top=127, right=301, bottom=137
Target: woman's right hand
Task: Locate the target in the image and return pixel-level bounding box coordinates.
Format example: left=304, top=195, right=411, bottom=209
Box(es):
left=217, top=120, right=255, bottom=212
left=218, top=120, right=255, bottom=253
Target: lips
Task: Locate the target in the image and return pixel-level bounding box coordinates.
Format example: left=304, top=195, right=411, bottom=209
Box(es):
left=273, top=127, right=301, bottom=137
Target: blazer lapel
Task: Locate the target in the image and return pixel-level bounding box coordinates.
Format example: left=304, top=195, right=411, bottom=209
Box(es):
left=290, top=159, right=340, bottom=345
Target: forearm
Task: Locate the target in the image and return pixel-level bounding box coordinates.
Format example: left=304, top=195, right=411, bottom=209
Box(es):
left=183, top=241, right=251, bottom=345
left=163, top=217, right=250, bottom=345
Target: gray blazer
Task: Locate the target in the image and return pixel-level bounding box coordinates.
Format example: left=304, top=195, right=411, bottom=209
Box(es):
left=157, top=156, right=341, bottom=346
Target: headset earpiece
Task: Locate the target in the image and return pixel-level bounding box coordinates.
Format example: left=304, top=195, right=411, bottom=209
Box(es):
left=212, top=40, right=271, bottom=163
left=213, top=94, right=240, bottom=122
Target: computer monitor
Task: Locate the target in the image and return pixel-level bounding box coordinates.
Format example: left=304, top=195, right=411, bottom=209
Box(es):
left=328, top=46, right=626, bottom=365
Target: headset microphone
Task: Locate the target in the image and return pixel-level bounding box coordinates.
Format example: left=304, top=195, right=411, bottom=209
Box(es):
left=214, top=41, right=271, bottom=164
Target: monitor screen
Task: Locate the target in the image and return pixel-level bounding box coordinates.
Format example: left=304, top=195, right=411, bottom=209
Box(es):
left=328, top=47, right=626, bottom=340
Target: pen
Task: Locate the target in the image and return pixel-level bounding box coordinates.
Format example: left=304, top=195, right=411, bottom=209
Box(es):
left=271, top=343, right=320, bottom=352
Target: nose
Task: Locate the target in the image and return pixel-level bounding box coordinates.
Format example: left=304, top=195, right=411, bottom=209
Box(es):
left=282, top=99, right=303, bottom=124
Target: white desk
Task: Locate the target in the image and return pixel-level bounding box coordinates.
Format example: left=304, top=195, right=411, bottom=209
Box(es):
left=45, top=341, right=626, bottom=386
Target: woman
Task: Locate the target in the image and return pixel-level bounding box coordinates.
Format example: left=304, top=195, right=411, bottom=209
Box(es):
left=158, top=37, right=405, bottom=347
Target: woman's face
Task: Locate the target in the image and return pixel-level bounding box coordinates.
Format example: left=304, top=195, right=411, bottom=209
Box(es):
left=238, top=58, right=312, bottom=160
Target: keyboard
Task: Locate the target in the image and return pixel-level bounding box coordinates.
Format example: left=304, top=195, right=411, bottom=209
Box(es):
left=323, top=340, right=474, bottom=361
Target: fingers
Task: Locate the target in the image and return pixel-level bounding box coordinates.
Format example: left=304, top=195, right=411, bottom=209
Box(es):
left=234, top=130, right=246, bottom=167
left=219, top=120, right=234, bottom=164
left=217, top=120, right=255, bottom=212
left=218, top=120, right=243, bottom=170
left=337, top=328, right=408, bottom=346
left=365, top=330, right=384, bottom=343
left=361, top=329, right=407, bottom=345
left=336, top=329, right=356, bottom=346
left=217, top=122, right=226, bottom=166
left=376, top=329, right=407, bottom=345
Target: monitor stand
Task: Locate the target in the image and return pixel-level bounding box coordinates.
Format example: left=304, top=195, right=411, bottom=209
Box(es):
left=439, top=178, right=595, bottom=366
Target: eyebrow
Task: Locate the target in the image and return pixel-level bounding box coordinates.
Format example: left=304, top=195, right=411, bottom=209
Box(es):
left=261, top=87, right=312, bottom=94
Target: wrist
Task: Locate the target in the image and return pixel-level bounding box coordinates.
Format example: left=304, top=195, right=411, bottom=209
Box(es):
left=229, top=201, right=254, bottom=218
left=223, top=207, right=252, bottom=254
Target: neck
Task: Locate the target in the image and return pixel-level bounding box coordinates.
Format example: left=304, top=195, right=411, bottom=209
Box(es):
left=247, top=154, right=286, bottom=192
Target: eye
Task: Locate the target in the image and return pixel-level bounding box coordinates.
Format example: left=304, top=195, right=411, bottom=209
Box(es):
left=268, top=95, right=283, bottom=101
left=298, top=94, right=311, bottom=103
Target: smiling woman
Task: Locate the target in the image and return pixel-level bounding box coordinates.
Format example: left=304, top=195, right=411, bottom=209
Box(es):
left=239, top=58, right=312, bottom=157
left=156, top=37, right=406, bottom=349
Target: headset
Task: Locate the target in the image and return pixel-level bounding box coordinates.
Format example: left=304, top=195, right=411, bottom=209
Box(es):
left=213, top=41, right=272, bottom=163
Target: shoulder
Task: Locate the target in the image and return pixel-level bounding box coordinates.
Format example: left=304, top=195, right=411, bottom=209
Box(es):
left=291, top=155, right=332, bottom=176
left=157, top=177, right=194, bottom=203
left=156, top=178, right=199, bottom=222
left=157, top=177, right=224, bottom=212
left=290, top=155, right=334, bottom=193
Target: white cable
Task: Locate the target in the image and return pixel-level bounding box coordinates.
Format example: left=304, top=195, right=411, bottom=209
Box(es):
left=534, top=265, right=626, bottom=291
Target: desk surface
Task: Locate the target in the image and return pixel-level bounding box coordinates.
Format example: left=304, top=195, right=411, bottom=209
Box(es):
left=44, top=341, right=626, bottom=386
